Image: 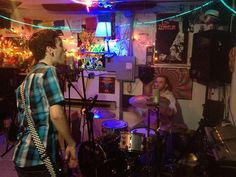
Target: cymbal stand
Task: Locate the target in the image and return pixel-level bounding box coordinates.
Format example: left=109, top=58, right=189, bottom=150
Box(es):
left=145, top=108, right=153, bottom=177
left=125, top=152, right=140, bottom=177
left=142, top=103, right=160, bottom=177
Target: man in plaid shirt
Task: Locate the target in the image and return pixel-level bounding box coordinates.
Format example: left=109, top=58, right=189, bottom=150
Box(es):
left=13, top=29, right=78, bottom=176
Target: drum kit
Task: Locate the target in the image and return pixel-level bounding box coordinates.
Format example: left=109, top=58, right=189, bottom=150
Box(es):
left=78, top=104, right=160, bottom=177
left=78, top=95, right=188, bottom=177
left=78, top=118, right=159, bottom=177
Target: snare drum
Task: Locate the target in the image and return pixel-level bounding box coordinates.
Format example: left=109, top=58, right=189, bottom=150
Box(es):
left=131, top=127, right=157, bottom=144
left=102, top=119, right=128, bottom=135
left=119, top=132, right=145, bottom=153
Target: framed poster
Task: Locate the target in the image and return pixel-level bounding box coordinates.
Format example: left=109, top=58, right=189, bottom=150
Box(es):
left=155, top=14, right=188, bottom=64
left=99, top=77, right=115, bottom=94
left=143, top=67, right=192, bottom=100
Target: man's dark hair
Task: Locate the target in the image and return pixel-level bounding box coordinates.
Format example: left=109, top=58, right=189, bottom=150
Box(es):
left=28, top=29, right=63, bottom=63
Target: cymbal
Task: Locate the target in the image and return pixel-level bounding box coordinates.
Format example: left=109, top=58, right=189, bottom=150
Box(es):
left=92, top=108, right=116, bottom=119
left=129, top=95, right=170, bottom=109
left=129, top=95, right=149, bottom=109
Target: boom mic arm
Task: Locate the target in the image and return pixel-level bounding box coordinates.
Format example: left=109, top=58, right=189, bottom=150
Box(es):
left=87, top=94, right=98, bottom=111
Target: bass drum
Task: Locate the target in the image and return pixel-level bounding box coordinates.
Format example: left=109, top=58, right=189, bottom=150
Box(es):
left=78, top=136, right=127, bottom=177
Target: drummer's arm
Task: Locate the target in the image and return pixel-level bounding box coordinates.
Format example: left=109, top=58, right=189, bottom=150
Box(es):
left=159, top=102, right=177, bottom=121
left=166, top=96, right=177, bottom=117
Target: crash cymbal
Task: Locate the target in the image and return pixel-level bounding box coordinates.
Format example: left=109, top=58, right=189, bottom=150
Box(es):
left=129, top=95, right=170, bottom=109
left=92, top=108, right=116, bottom=119
left=129, top=95, right=149, bottom=109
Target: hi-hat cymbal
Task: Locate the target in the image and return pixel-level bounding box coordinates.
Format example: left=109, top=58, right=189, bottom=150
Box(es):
left=92, top=108, right=116, bottom=119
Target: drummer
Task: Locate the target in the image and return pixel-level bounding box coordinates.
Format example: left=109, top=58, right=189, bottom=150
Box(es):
left=154, top=75, right=188, bottom=133
left=129, top=75, right=188, bottom=164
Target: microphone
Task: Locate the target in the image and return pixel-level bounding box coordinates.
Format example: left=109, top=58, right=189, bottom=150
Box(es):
left=66, top=56, right=78, bottom=82
left=67, top=56, right=75, bottom=72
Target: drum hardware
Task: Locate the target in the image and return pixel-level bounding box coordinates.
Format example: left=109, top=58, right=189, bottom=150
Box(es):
left=178, top=153, right=198, bottom=167
left=142, top=102, right=160, bottom=177
left=78, top=137, right=127, bottom=177
left=118, top=128, right=158, bottom=177
left=124, top=151, right=142, bottom=177
left=165, top=119, right=207, bottom=177
left=91, top=108, right=116, bottom=119
left=127, top=95, right=160, bottom=177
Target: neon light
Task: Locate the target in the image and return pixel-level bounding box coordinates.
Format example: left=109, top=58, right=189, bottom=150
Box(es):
left=0, top=14, right=81, bottom=31
left=2, top=0, right=235, bottom=30
left=220, top=0, right=236, bottom=14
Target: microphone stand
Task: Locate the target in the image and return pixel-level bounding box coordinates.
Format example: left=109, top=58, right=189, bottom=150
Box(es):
left=65, top=71, right=96, bottom=148
left=81, top=70, right=95, bottom=146
left=67, top=81, right=72, bottom=133
left=66, top=70, right=99, bottom=177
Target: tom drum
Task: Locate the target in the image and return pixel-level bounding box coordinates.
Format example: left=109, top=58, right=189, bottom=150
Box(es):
left=102, top=119, right=128, bottom=136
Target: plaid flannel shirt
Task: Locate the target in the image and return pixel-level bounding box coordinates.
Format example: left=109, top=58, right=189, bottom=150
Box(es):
left=13, top=63, right=64, bottom=167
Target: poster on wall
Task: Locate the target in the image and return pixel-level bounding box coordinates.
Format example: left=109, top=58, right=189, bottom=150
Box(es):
left=144, top=67, right=192, bottom=100
left=99, top=77, right=115, bottom=94
left=155, top=14, right=188, bottom=64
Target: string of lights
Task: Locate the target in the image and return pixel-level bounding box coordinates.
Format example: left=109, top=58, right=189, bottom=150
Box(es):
left=138, top=1, right=214, bottom=25
left=220, top=0, right=236, bottom=14
left=0, top=1, right=235, bottom=31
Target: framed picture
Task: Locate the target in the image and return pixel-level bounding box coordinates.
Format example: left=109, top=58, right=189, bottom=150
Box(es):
left=99, top=77, right=115, bottom=94
left=143, top=67, right=192, bottom=100
left=155, top=14, right=188, bottom=64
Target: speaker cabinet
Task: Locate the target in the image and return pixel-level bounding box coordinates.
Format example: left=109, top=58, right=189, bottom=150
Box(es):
left=203, top=99, right=224, bottom=127
left=190, top=30, right=234, bottom=85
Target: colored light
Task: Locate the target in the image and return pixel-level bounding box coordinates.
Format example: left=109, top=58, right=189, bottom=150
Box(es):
left=137, top=1, right=214, bottom=25
left=95, top=22, right=111, bottom=37
left=220, top=0, right=236, bottom=14
left=71, top=0, right=92, bottom=12
left=1, top=1, right=235, bottom=31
